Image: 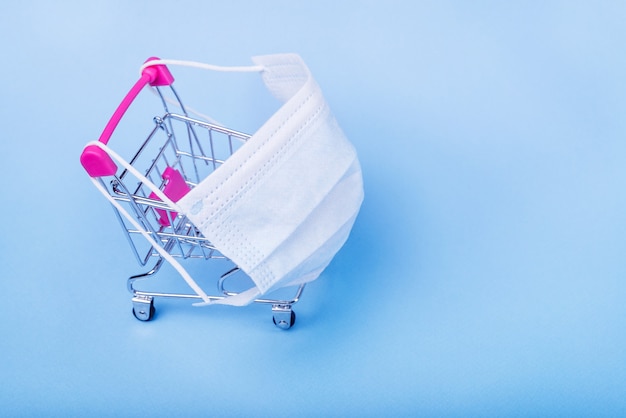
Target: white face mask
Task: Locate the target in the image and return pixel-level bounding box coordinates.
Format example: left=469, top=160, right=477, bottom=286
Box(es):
left=177, top=53, right=364, bottom=306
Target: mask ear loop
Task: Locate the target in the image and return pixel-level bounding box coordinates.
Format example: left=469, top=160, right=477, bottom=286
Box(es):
left=139, top=59, right=266, bottom=74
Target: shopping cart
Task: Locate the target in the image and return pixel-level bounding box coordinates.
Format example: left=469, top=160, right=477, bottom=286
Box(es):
left=80, top=58, right=303, bottom=329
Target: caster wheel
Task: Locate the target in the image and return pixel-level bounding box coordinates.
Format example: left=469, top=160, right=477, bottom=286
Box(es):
left=132, top=298, right=155, bottom=321
left=272, top=310, right=296, bottom=330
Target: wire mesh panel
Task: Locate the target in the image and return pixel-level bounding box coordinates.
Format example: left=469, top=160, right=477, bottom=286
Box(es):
left=107, top=112, right=250, bottom=266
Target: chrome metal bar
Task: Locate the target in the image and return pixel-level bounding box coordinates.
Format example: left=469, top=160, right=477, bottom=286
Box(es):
left=132, top=288, right=305, bottom=306
left=133, top=290, right=223, bottom=301
left=167, top=113, right=250, bottom=140
left=172, top=151, right=229, bottom=165
left=118, top=122, right=163, bottom=182
left=127, top=258, right=165, bottom=293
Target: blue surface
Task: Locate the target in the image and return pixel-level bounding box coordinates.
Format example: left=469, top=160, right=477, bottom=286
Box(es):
left=1, top=1, right=626, bottom=416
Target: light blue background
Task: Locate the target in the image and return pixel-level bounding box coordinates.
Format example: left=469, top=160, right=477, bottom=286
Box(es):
left=1, top=1, right=625, bottom=416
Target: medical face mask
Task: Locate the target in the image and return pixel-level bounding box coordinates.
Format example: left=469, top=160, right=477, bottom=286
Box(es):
left=176, top=53, right=364, bottom=306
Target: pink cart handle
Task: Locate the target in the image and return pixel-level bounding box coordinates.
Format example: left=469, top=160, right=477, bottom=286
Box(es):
left=81, top=57, right=174, bottom=177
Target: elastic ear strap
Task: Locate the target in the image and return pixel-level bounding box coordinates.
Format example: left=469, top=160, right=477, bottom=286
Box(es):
left=86, top=141, right=181, bottom=212
left=140, top=59, right=265, bottom=75
left=89, top=177, right=212, bottom=304
left=192, top=286, right=261, bottom=307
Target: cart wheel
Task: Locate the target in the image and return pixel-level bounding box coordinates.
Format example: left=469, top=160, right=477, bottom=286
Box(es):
left=132, top=304, right=155, bottom=321
left=272, top=310, right=296, bottom=330
left=132, top=296, right=155, bottom=321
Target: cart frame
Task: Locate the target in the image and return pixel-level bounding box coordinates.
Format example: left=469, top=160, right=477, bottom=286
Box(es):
left=80, top=58, right=304, bottom=329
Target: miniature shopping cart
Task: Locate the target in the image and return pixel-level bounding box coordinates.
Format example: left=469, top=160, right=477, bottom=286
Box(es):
left=80, top=58, right=303, bottom=329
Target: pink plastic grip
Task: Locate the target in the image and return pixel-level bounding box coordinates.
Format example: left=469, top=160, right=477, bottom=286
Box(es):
left=80, top=145, right=118, bottom=177
left=81, top=57, right=174, bottom=177
left=149, top=167, right=191, bottom=226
